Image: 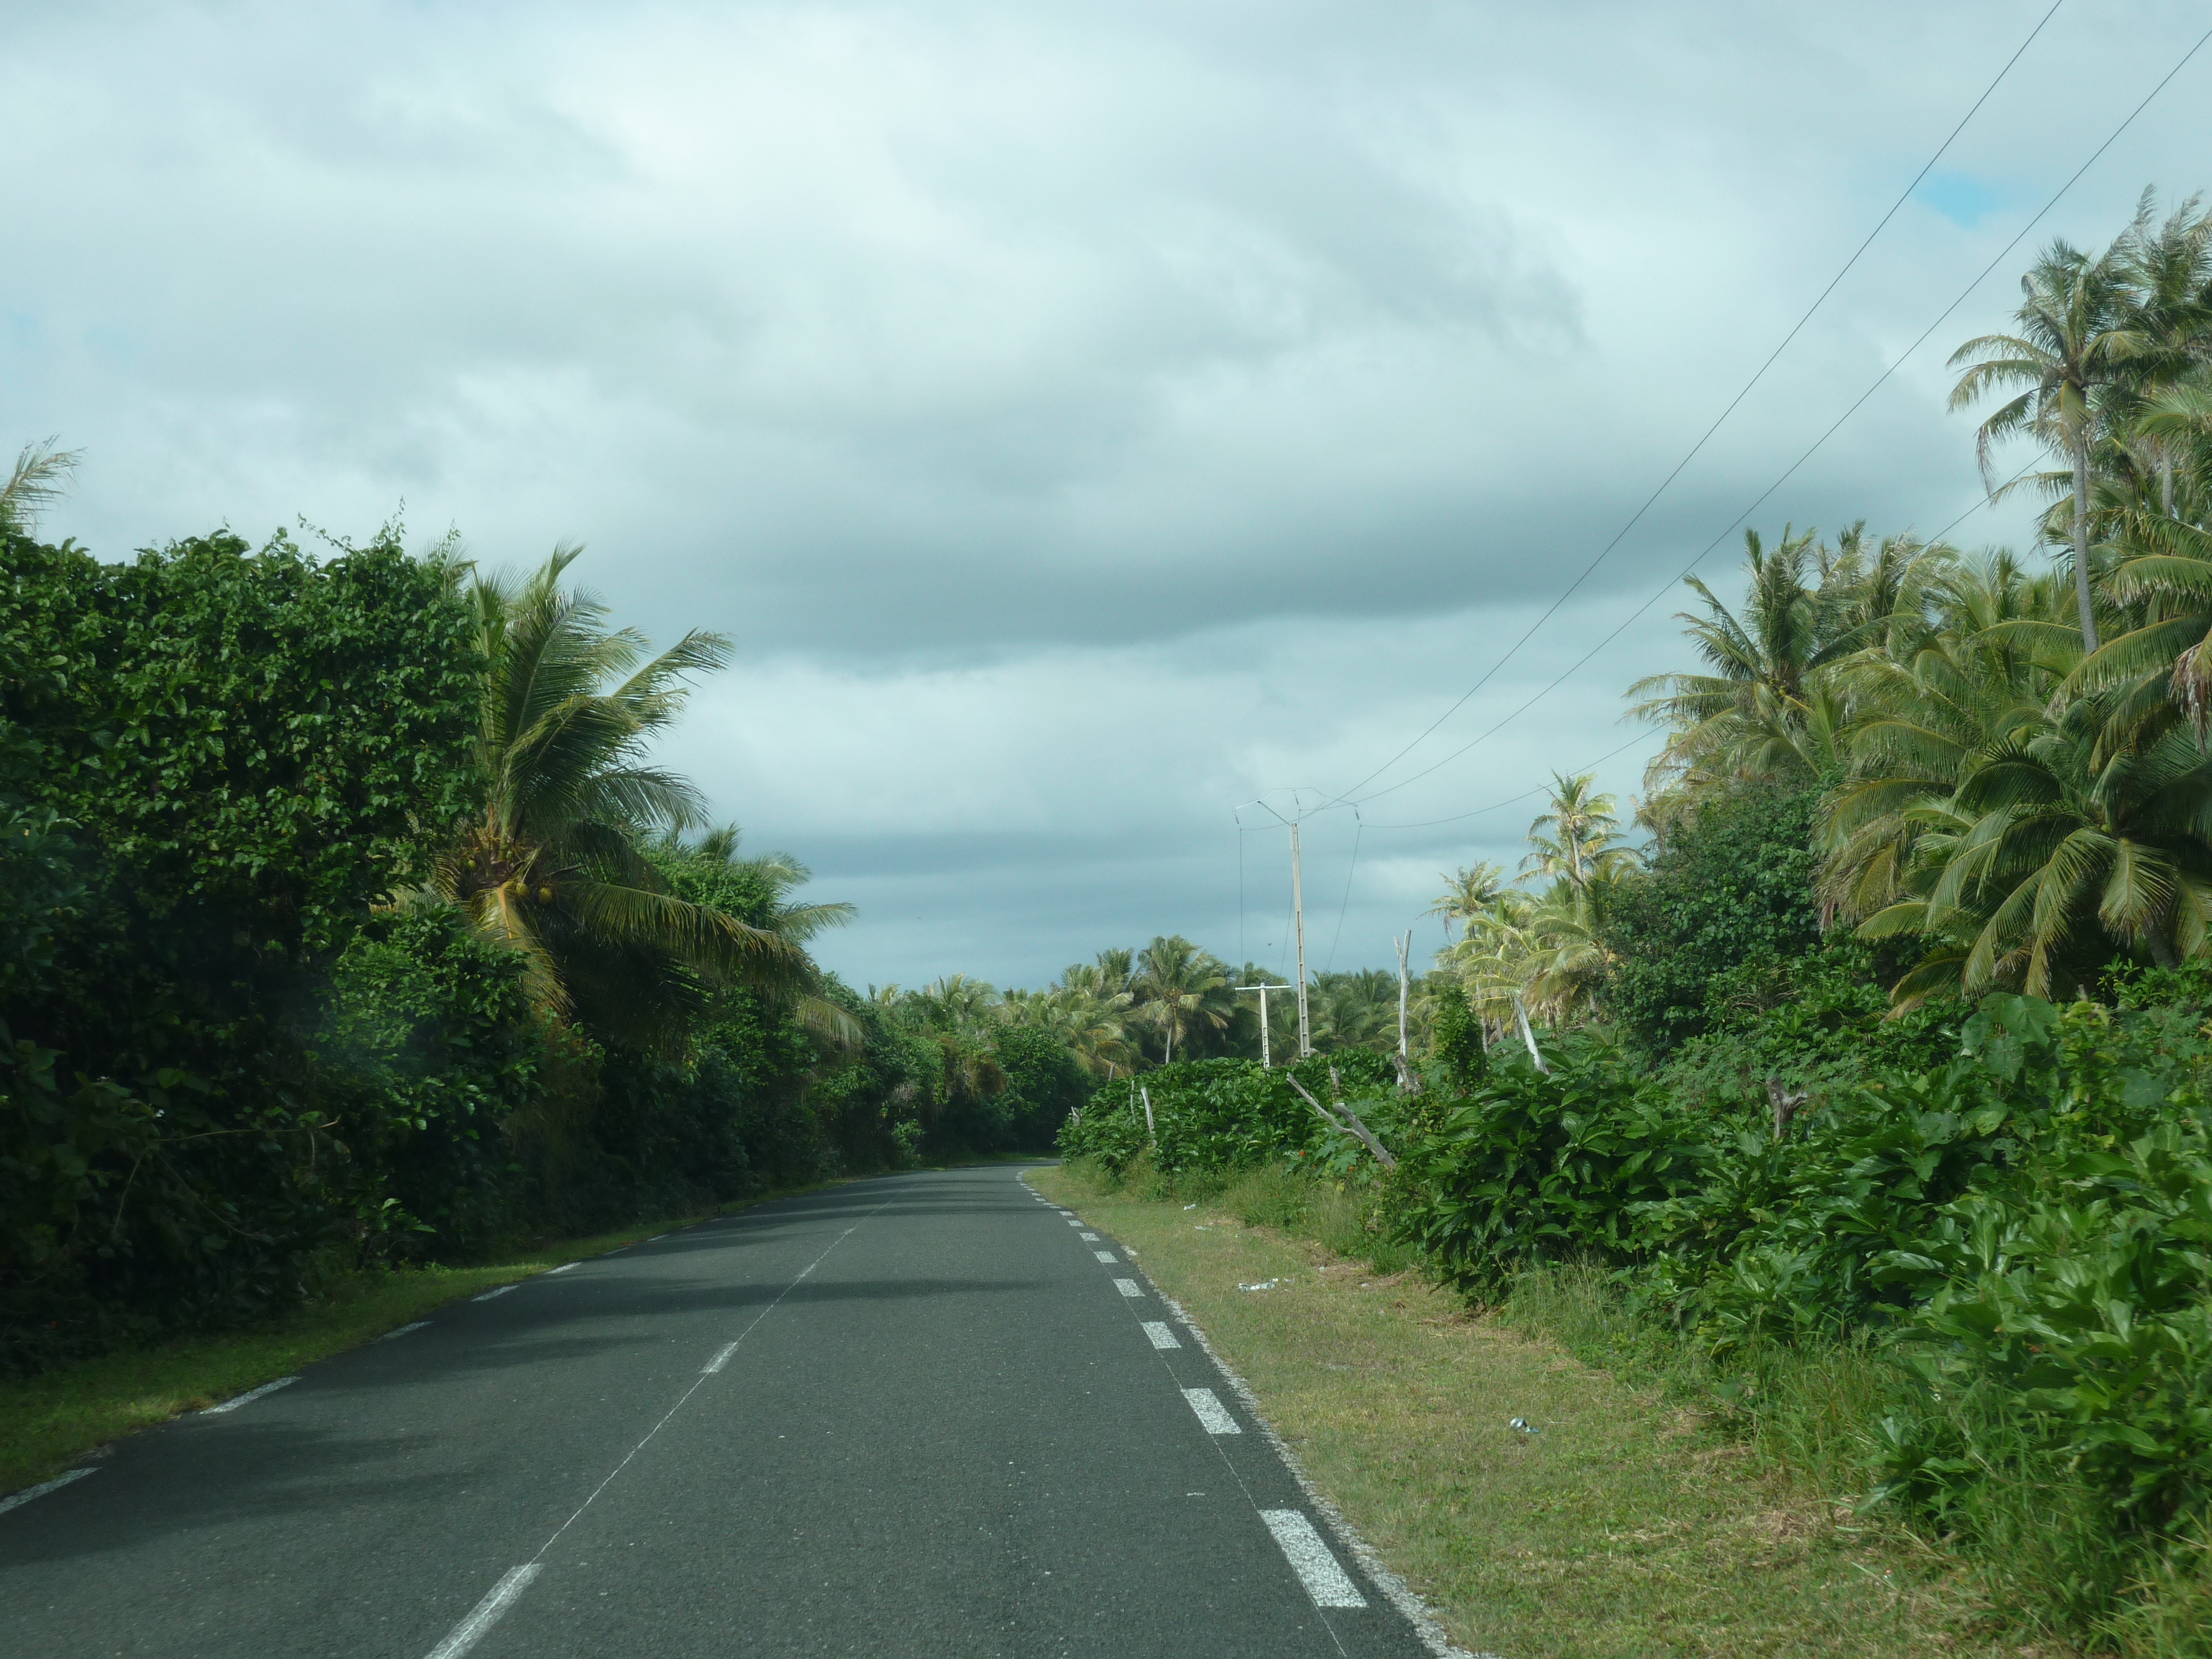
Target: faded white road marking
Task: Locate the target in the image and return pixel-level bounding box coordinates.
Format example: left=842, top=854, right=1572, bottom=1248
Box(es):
left=1141, top=1321, right=1181, bottom=1349
left=1078, top=1231, right=1099, bottom=1240
left=1093, top=1250, right=1118, bottom=1263
left=0, top=1467, right=94, bottom=1516
left=201, top=1376, right=298, bottom=1415
left=1182, top=1387, right=1240, bottom=1434
left=1260, top=1510, right=1366, bottom=1607
left=472, top=1285, right=515, bottom=1302
left=544, top=1262, right=578, bottom=1275
left=376, top=1322, right=430, bottom=1342
left=703, top=1340, right=742, bottom=1374
left=1065, top=1218, right=1082, bottom=1226
left=423, top=1564, right=542, bottom=1659
left=1113, top=1278, right=1143, bottom=1298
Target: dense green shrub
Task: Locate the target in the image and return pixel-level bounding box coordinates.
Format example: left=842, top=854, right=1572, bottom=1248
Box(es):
left=1057, top=1050, right=1396, bottom=1177
left=1599, top=784, right=1823, bottom=1055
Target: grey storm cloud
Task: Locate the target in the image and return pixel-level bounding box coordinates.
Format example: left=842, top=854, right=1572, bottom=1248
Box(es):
left=5, top=0, right=2208, bottom=984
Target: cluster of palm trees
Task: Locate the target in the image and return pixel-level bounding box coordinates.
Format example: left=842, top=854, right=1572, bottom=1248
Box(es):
left=1430, top=773, right=1642, bottom=1027
left=884, top=937, right=1238, bottom=1075
left=1444, top=192, right=2212, bottom=1016
left=883, top=936, right=1415, bottom=1074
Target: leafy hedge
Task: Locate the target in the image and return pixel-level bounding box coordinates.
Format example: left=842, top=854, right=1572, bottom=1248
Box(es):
left=0, top=525, right=974, bottom=1372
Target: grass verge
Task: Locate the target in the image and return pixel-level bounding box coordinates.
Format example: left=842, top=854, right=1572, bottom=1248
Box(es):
left=1032, top=1160, right=2031, bottom=1659
left=0, top=1180, right=852, bottom=1498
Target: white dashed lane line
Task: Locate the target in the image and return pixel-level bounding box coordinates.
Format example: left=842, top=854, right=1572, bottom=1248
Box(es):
left=423, top=1564, right=542, bottom=1659
left=1113, top=1279, right=1144, bottom=1298
left=472, top=1285, right=515, bottom=1303
left=1260, top=1510, right=1368, bottom=1608
left=544, top=1262, right=579, bottom=1275
left=1093, top=1250, right=1118, bottom=1263
left=200, top=1376, right=298, bottom=1416
left=1181, top=1387, right=1241, bottom=1436
left=1141, top=1321, right=1181, bottom=1350
left=702, top=1341, right=742, bottom=1375
left=1078, top=1232, right=1100, bottom=1240
left=375, top=1322, right=431, bottom=1342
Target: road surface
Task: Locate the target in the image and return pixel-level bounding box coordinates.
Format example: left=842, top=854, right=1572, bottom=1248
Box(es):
left=2, top=1166, right=1448, bottom=1657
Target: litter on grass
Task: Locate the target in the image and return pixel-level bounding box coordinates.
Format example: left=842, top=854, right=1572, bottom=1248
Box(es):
left=1237, top=1279, right=1285, bottom=1292
left=1509, top=1417, right=1541, bottom=1436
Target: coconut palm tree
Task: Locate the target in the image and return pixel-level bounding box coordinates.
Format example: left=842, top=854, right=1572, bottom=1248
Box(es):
left=1005, top=985, right=1137, bottom=1076
left=1520, top=774, right=1639, bottom=889
left=1427, top=863, right=1507, bottom=941
left=432, top=546, right=805, bottom=1045
left=656, top=824, right=859, bottom=1042
left=1819, top=551, right=2073, bottom=928
left=1857, top=690, right=2212, bottom=1000
left=1134, top=935, right=1232, bottom=1065
left=1950, top=236, right=2145, bottom=652
left=0, top=440, right=80, bottom=534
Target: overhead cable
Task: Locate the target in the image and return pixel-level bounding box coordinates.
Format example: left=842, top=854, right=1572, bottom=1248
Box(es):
left=1326, top=0, right=2069, bottom=806
left=1346, top=22, right=2212, bottom=810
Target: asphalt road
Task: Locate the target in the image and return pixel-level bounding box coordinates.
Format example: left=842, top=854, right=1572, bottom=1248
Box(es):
left=2, top=1166, right=1448, bottom=1658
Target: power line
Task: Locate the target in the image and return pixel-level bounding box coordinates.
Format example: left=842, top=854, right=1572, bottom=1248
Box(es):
left=1352, top=460, right=2040, bottom=838
left=1327, top=0, right=2068, bottom=807
left=1346, top=22, right=2212, bottom=810
left=1360, top=733, right=1657, bottom=832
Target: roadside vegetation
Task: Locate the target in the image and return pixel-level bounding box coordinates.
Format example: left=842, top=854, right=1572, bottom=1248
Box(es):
left=1036, top=1162, right=2012, bottom=1659
left=1057, top=195, right=2212, bottom=1656
left=0, top=503, right=1089, bottom=1386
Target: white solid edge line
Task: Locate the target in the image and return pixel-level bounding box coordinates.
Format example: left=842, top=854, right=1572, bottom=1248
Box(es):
left=375, top=1322, right=431, bottom=1342
left=1113, top=1278, right=1143, bottom=1298
left=1260, top=1510, right=1367, bottom=1608
left=1150, top=1288, right=1489, bottom=1659
left=200, top=1376, right=299, bottom=1415
left=0, top=1466, right=95, bottom=1516
left=702, top=1340, right=741, bottom=1374
left=1182, top=1387, right=1241, bottom=1434
left=422, top=1563, right=541, bottom=1659
left=1141, top=1320, right=1181, bottom=1350
left=472, top=1285, right=515, bottom=1302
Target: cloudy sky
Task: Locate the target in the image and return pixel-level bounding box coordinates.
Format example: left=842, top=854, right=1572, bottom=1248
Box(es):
left=6, top=1, right=2208, bottom=989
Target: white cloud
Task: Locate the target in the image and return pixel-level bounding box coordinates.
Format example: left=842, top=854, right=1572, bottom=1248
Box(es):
left=4, top=0, right=2205, bottom=982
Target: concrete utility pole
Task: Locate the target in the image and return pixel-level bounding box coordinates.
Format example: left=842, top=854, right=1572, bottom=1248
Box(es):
left=1290, top=820, right=1311, bottom=1057
left=1395, top=932, right=1411, bottom=1063
left=1234, top=983, right=1286, bottom=1067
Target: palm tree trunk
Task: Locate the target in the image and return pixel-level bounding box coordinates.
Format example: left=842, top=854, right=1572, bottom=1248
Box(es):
left=2073, top=433, right=2099, bottom=653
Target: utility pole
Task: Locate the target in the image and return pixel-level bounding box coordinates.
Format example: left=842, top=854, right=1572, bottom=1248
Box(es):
left=1234, top=983, right=1285, bottom=1067
left=1291, top=820, right=1311, bottom=1057
left=1395, top=932, right=1411, bottom=1063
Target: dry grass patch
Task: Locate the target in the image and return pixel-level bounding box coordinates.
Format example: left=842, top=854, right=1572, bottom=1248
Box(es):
left=1032, top=1165, right=2039, bottom=1659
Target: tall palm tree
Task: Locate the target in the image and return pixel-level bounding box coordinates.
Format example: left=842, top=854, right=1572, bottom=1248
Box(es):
left=1134, top=935, right=1231, bottom=1065
left=432, top=546, right=805, bottom=1044
left=1950, top=236, right=2145, bottom=651
left=1520, top=773, right=1637, bottom=889
left=1427, top=863, right=1507, bottom=941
